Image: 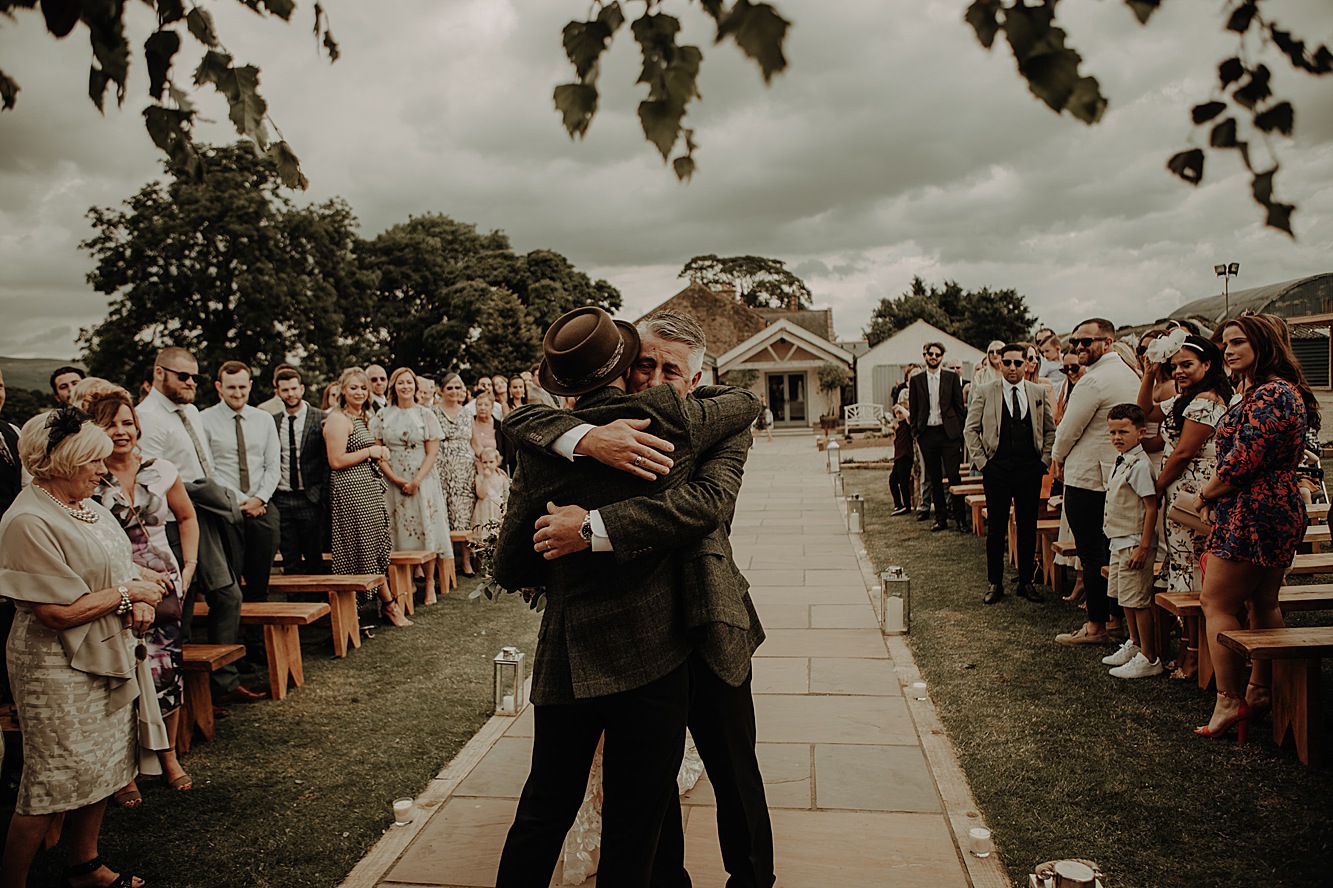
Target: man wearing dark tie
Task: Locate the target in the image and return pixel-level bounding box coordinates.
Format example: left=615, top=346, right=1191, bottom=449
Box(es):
left=200, top=361, right=282, bottom=609
left=270, top=367, right=329, bottom=574
left=963, top=343, right=1057, bottom=605
left=909, top=341, right=967, bottom=531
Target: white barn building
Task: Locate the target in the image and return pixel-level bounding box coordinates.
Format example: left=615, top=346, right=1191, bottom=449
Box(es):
left=855, top=319, right=986, bottom=408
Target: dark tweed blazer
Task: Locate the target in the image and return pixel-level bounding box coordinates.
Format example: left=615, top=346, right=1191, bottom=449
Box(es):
left=505, top=389, right=764, bottom=688
left=495, top=383, right=759, bottom=704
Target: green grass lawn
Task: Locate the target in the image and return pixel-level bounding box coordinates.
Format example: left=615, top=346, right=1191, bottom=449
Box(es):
left=11, top=578, right=541, bottom=888
left=843, top=468, right=1333, bottom=888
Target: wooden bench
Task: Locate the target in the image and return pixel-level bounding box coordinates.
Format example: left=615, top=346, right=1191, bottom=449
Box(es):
left=194, top=601, right=330, bottom=700
left=1308, top=502, right=1329, bottom=524
left=268, top=574, right=386, bottom=658
left=180, top=643, right=247, bottom=755
left=1287, top=553, right=1333, bottom=576
left=0, top=701, right=18, bottom=733
left=965, top=494, right=986, bottom=536
left=389, top=550, right=438, bottom=615
left=1154, top=585, right=1333, bottom=690
left=948, top=482, right=985, bottom=498
left=1218, top=627, right=1333, bottom=766
left=1034, top=518, right=1061, bottom=586
left=1304, top=524, right=1330, bottom=553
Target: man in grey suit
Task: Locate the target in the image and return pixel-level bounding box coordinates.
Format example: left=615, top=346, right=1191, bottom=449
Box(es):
left=493, top=308, right=759, bottom=888
left=505, top=309, right=774, bottom=888
left=963, top=343, right=1057, bottom=605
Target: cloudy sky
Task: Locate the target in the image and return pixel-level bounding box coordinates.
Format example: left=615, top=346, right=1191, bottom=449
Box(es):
left=2, top=0, right=1331, bottom=359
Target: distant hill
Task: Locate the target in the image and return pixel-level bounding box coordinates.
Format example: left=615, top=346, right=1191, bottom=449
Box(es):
left=0, top=356, right=84, bottom=394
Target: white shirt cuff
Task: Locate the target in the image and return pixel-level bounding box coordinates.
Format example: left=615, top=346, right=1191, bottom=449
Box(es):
left=589, top=509, right=612, bottom=552
left=552, top=424, right=596, bottom=461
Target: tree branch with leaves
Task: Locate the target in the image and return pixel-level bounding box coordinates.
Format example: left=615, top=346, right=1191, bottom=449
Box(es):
left=965, top=0, right=1331, bottom=236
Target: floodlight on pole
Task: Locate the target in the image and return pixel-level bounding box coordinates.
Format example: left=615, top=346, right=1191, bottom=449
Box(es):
left=1215, top=262, right=1239, bottom=319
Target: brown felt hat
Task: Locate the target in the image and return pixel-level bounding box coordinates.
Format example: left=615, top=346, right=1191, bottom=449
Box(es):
left=537, top=307, right=640, bottom=397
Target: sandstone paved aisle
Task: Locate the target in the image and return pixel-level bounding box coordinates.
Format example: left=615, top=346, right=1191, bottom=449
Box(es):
left=342, top=432, right=1007, bottom=888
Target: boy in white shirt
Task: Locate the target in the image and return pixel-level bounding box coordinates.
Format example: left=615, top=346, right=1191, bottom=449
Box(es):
left=1101, top=403, right=1162, bottom=678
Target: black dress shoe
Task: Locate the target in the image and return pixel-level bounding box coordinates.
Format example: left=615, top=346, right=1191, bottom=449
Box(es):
left=930, top=521, right=949, bottom=532
left=1016, top=583, right=1045, bottom=603
left=983, top=584, right=1004, bottom=605
left=891, top=506, right=911, bottom=516
left=215, top=685, right=270, bottom=705
left=916, top=511, right=931, bottom=522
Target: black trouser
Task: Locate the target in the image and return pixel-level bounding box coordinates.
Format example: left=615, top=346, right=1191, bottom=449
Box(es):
left=889, top=454, right=914, bottom=510
left=982, top=460, right=1044, bottom=585
left=238, top=506, right=281, bottom=601
left=181, top=579, right=243, bottom=694
left=496, top=663, right=690, bottom=888
left=273, top=490, right=326, bottom=575
left=918, top=426, right=964, bottom=524
left=652, top=655, right=775, bottom=888
left=1063, top=485, right=1121, bottom=623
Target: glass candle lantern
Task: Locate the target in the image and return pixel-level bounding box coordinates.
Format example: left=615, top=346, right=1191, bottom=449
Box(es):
left=879, top=566, right=909, bottom=634
left=826, top=439, right=841, bottom=473
left=493, top=646, right=526, bottom=716
left=846, top=494, right=864, bottom=534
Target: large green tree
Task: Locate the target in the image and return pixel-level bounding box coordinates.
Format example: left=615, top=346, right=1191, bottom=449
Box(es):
left=359, top=214, right=621, bottom=378
left=79, top=142, right=376, bottom=393
left=864, top=276, right=1037, bottom=350
left=679, top=254, right=811, bottom=309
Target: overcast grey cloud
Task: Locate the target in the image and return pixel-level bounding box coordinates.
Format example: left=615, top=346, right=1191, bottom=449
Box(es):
left=1, top=0, right=1330, bottom=359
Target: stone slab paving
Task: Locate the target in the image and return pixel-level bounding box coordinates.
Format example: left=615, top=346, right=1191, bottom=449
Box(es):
left=342, top=434, right=1007, bottom=888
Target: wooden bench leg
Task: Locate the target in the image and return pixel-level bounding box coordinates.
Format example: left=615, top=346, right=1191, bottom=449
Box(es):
left=424, top=554, right=438, bottom=605
left=389, top=563, right=414, bottom=616
left=326, top=589, right=361, bottom=657
left=263, top=624, right=304, bottom=701
left=443, top=557, right=456, bottom=593
left=972, top=501, right=985, bottom=537
left=1273, top=657, right=1322, bottom=767
left=185, top=671, right=215, bottom=741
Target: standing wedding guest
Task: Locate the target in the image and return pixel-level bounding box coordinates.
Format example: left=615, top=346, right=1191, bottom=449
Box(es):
left=524, top=362, right=559, bottom=407
left=200, top=362, right=281, bottom=609
left=0, top=408, right=168, bottom=888
left=366, top=364, right=390, bottom=414
left=434, top=373, right=478, bottom=575
left=137, top=347, right=259, bottom=705
left=416, top=376, right=437, bottom=408
left=910, top=342, right=967, bottom=531
left=1054, top=351, right=1084, bottom=424
left=472, top=446, right=509, bottom=532
left=464, top=376, right=497, bottom=420
left=472, top=390, right=499, bottom=458
left=964, top=343, right=1056, bottom=605
left=972, top=341, right=1006, bottom=389
left=257, top=363, right=296, bottom=416
left=491, top=374, right=511, bottom=419
left=1135, top=332, right=1230, bottom=680
left=1051, top=319, right=1141, bottom=647
left=1021, top=342, right=1056, bottom=398
left=89, top=389, right=198, bottom=804
left=1133, top=329, right=1176, bottom=471
left=507, top=376, right=529, bottom=413
left=321, top=381, right=341, bottom=411
left=49, top=365, right=86, bottom=406
left=889, top=391, right=913, bottom=514
left=370, top=368, right=453, bottom=595
left=271, top=368, right=329, bottom=575
left=890, top=363, right=918, bottom=406
left=324, top=368, right=411, bottom=627
left=1193, top=315, right=1318, bottom=739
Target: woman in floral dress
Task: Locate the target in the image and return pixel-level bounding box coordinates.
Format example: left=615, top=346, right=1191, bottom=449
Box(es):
left=1194, top=314, right=1317, bottom=739
left=88, top=388, right=198, bottom=800
left=434, top=372, right=478, bottom=575
left=1136, top=332, right=1231, bottom=678
left=371, top=368, right=454, bottom=597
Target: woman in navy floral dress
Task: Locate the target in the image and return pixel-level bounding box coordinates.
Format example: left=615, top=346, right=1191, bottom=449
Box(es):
left=1194, top=314, right=1320, bottom=739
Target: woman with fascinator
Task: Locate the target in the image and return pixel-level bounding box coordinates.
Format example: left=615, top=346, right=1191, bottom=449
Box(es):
left=87, top=387, right=200, bottom=803
left=0, top=407, right=170, bottom=888
left=1135, top=330, right=1232, bottom=677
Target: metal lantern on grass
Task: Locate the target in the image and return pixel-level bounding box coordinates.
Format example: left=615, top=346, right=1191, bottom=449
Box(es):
left=846, top=494, right=864, bottom=533
left=832, top=471, right=844, bottom=496
left=879, top=566, right=909, bottom=634
left=826, top=439, right=841, bottom=473
left=493, top=646, right=526, bottom=716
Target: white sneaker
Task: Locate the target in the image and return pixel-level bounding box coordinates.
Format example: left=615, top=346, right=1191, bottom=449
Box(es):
left=1101, top=639, right=1140, bottom=666
left=1109, top=653, right=1164, bottom=679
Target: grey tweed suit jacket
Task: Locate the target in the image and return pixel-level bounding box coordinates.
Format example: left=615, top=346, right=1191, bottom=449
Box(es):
left=505, top=387, right=764, bottom=688
left=495, top=383, right=759, bottom=704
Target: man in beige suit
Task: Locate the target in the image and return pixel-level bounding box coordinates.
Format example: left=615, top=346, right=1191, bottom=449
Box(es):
left=964, top=343, right=1057, bottom=605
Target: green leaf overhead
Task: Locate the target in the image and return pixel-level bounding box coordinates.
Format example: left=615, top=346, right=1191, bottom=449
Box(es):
left=552, top=83, right=598, bottom=138
left=964, top=0, right=1001, bottom=49
left=185, top=6, right=218, bottom=47
left=716, top=1, right=790, bottom=83
left=0, top=68, right=18, bottom=110
left=1254, top=100, right=1294, bottom=135
left=1191, top=101, right=1226, bottom=124
left=144, top=28, right=181, bottom=101
left=1166, top=148, right=1204, bottom=186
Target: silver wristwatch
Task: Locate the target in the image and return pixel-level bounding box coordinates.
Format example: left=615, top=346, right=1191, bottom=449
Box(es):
left=116, top=585, right=132, bottom=616
left=579, top=513, right=593, bottom=543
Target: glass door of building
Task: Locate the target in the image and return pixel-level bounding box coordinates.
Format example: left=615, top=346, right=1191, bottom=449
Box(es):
left=766, top=372, right=807, bottom=425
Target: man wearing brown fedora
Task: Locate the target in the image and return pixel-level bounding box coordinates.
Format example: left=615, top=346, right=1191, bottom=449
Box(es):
left=492, top=307, right=760, bottom=888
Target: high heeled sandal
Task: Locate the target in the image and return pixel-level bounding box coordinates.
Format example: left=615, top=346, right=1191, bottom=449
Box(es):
left=65, top=855, right=143, bottom=888
left=1194, top=690, right=1250, bottom=742
left=1246, top=681, right=1272, bottom=720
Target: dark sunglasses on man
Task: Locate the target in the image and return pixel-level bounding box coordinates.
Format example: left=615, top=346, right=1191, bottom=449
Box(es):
left=1000, top=359, right=1025, bottom=367
left=1060, top=365, right=1080, bottom=375
left=923, top=351, right=943, bottom=358
left=1067, top=337, right=1107, bottom=349
left=157, top=365, right=203, bottom=384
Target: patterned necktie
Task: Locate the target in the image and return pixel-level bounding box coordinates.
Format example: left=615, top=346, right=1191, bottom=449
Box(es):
left=177, top=408, right=213, bottom=479
left=1011, top=385, right=1022, bottom=419
left=235, top=413, right=250, bottom=493
left=288, top=414, right=301, bottom=490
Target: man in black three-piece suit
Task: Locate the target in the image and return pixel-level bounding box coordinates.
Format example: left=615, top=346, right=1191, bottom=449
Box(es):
left=909, top=340, right=968, bottom=531
left=492, top=308, right=761, bottom=888
left=503, top=309, right=775, bottom=888
left=963, top=343, right=1057, bottom=605
left=269, top=367, right=329, bottom=575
